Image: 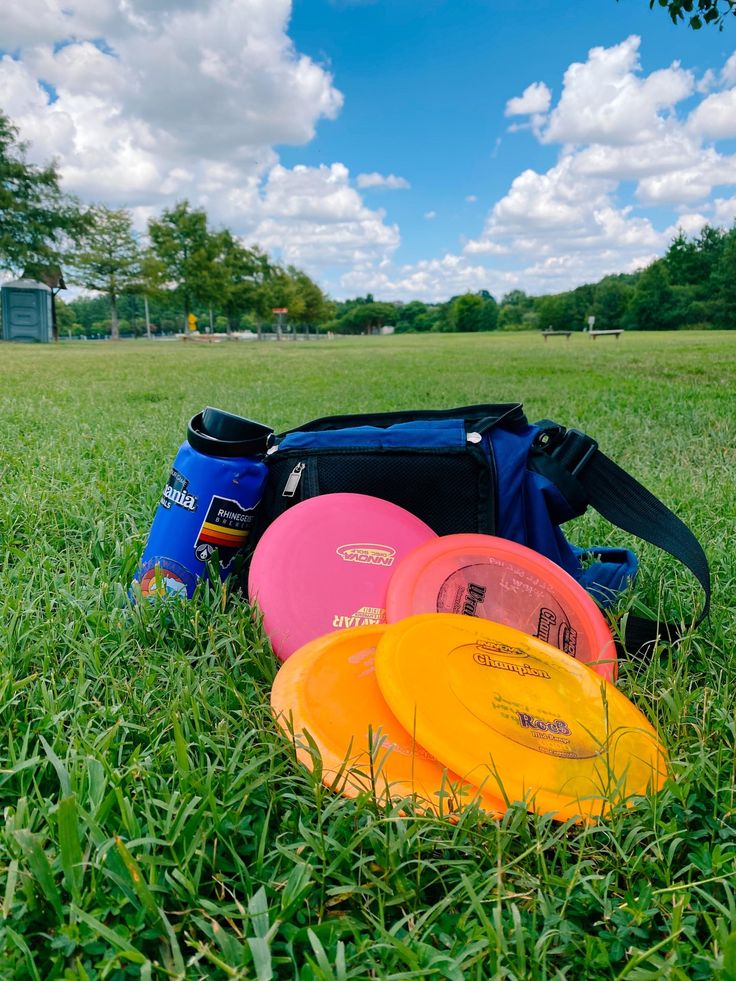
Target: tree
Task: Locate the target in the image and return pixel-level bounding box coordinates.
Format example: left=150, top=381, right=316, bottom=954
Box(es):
left=590, top=277, right=633, bottom=331
left=624, top=261, right=679, bottom=330
left=0, top=110, right=87, bottom=275
left=394, top=301, right=426, bottom=333
left=215, top=231, right=273, bottom=333
left=148, top=201, right=221, bottom=328
left=714, top=227, right=736, bottom=327
left=286, top=268, right=333, bottom=331
left=568, top=284, right=596, bottom=326
left=336, top=301, right=396, bottom=334
left=479, top=295, right=499, bottom=331
left=137, top=252, right=170, bottom=337
left=54, top=298, right=76, bottom=337
left=646, top=0, right=736, bottom=29
left=665, top=225, right=726, bottom=292
left=71, top=206, right=142, bottom=340
left=498, top=290, right=536, bottom=330
left=449, top=293, right=485, bottom=332
left=536, top=292, right=573, bottom=332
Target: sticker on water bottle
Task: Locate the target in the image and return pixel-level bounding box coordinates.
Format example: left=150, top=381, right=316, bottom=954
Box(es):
left=195, top=495, right=257, bottom=568
left=160, top=467, right=199, bottom=512
left=139, top=557, right=196, bottom=598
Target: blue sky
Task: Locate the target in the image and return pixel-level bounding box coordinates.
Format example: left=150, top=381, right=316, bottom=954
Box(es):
left=2, top=1, right=736, bottom=300
left=287, top=0, right=734, bottom=263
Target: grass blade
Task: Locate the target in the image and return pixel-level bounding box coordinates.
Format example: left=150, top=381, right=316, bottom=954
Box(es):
left=71, top=904, right=149, bottom=965
left=39, top=734, right=72, bottom=798
left=57, top=794, right=84, bottom=903
left=114, top=836, right=185, bottom=975
left=2, top=858, right=19, bottom=919
left=14, top=829, right=63, bottom=921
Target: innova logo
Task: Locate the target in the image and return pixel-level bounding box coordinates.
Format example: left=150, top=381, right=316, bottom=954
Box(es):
left=336, top=543, right=397, bottom=567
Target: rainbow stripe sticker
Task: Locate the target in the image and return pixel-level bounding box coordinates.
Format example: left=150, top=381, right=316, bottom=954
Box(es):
left=194, top=495, right=255, bottom=567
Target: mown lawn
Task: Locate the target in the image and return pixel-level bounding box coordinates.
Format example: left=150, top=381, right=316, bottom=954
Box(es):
left=0, top=331, right=734, bottom=979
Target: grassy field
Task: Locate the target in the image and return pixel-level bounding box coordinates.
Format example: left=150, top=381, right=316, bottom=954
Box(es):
left=0, top=331, right=734, bottom=979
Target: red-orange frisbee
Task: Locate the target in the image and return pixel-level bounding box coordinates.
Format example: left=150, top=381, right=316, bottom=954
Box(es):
left=248, top=493, right=437, bottom=661
left=270, top=624, right=504, bottom=815
left=385, top=534, right=617, bottom=682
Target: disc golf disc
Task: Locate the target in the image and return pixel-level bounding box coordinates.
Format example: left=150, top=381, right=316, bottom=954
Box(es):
left=248, top=493, right=437, bottom=661
left=270, top=624, right=504, bottom=815
left=374, top=614, right=668, bottom=822
left=385, top=534, right=617, bottom=682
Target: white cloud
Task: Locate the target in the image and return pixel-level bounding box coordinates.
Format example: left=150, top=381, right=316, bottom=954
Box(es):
left=340, top=254, right=518, bottom=303
left=572, top=131, right=714, bottom=182
left=465, top=153, right=665, bottom=268
left=424, top=211, right=437, bottom=220
left=454, top=34, right=736, bottom=303
left=541, top=36, right=694, bottom=146
left=247, top=163, right=400, bottom=268
left=336, top=242, right=668, bottom=301
left=256, top=163, right=365, bottom=221
left=0, top=0, right=408, bottom=283
left=636, top=150, right=736, bottom=204
left=687, top=88, right=736, bottom=139
left=464, top=240, right=508, bottom=255
left=505, top=81, right=551, bottom=116
left=696, top=69, right=717, bottom=94
left=722, top=52, right=736, bottom=85
left=712, top=194, right=736, bottom=225
left=1, top=0, right=342, bottom=204
left=356, top=172, right=410, bottom=190
left=3, top=0, right=97, bottom=49
left=669, top=211, right=710, bottom=236
left=465, top=195, right=478, bottom=203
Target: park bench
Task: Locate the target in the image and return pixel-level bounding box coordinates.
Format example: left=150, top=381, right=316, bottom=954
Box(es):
left=589, top=329, right=623, bottom=340
left=541, top=330, right=572, bottom=340
left=179, top=332, right=222, bottom=343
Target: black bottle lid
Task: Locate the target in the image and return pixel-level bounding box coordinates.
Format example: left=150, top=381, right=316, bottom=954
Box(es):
left=187, top=407, right=273, bottom=458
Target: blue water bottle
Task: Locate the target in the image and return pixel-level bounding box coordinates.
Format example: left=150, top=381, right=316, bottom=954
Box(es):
left=133, top=407, right=273, bottom=599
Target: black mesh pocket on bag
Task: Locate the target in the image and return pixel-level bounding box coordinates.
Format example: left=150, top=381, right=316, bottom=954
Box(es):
left=257, top=444, right=495, bottom=539
left=311, top=449, right=490, bottom=536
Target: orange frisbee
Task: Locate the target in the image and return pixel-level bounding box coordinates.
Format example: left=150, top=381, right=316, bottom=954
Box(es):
left=270, top=624, right=504, bottom=816
left=385, top=534, right=617, bottom=682
left=375, top=614, right=668, bottom=822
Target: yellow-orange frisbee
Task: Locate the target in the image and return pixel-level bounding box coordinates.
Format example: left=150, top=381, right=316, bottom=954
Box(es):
left=374, top=614, right=668, bottom=822
left=270, top=624, right=504, bottom=816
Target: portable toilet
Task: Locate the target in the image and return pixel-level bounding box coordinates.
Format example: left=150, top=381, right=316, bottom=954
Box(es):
left=1, top=278, right=53, bottom=342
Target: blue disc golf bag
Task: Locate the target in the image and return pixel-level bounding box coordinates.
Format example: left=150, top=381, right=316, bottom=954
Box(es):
left=250, top=402, right=709, bottom=655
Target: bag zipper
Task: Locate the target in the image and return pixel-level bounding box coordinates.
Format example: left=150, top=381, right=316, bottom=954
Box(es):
left=282, top=461, right=305, bottom=497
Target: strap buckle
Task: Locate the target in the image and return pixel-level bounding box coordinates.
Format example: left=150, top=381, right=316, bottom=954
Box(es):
left=551, top=429, right=598, bottom=477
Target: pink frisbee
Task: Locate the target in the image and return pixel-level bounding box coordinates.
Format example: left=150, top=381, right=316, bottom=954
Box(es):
left=248, top=493, right=437, bottom=661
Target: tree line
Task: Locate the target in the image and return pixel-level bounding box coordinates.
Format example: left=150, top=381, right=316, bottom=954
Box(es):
left=329, top=222, right=736, bottom=335
left=2, top=107, right=735, bottom=339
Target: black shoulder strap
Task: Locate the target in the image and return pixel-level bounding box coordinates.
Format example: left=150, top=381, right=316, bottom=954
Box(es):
left=529, top=423, right=711, bottom=657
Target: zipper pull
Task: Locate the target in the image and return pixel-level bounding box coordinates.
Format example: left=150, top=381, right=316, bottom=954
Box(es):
left=282, top=462, right=305, bottom=498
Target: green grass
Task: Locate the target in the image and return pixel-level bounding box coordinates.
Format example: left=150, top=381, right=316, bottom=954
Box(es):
left=0, top=331, right=734, bottom=979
